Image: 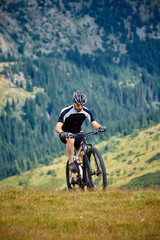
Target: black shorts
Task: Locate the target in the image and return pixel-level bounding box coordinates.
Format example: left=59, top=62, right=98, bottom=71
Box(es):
left=59, top=134, right=83, bottom=150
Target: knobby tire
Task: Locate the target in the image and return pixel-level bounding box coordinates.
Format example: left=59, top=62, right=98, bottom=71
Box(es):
left=86, top=147, right=107, bottom=190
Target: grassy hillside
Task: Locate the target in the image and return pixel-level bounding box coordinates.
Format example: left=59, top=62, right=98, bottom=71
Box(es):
left=0, top=188, right=160, bottom=240
left=1, top=0, right=160, bottom=180
left=0, top=62, right=44, bottom=112
left=0, top=124, right=160, bottom=190
left=99, top=123, right=160, bottom=188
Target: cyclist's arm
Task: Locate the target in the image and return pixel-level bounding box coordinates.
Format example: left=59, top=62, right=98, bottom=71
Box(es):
left=90, top=120, right=101, bottom=130
left=55, top=122, right=63, bottom=134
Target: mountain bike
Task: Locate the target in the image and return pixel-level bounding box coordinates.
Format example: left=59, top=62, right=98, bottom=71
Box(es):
left=66, top=129, right=107, bottom=191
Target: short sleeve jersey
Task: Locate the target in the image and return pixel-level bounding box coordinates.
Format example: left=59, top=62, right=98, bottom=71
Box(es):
left=58, top=105, right=95, bottom=133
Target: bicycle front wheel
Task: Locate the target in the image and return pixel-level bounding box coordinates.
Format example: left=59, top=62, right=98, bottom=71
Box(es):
left=86, top=147, right=107, bottom=190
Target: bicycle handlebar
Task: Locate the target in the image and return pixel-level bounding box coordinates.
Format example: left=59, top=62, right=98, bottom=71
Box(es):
left=66, top=127, right=106, bottom=139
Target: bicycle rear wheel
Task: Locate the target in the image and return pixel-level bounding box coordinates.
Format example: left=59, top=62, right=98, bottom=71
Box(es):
left=66, top=160, right=83, bottom=190
left=86, top=147, right=107, bottom=190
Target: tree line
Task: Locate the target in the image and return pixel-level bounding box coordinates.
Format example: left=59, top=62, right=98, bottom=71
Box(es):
left=0, top=0, right=160, bottom=180
left=0, top=52, right=160, bottom=180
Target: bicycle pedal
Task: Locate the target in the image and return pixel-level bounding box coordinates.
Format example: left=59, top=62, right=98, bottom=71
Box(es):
left=71, top=170, right=79, bottom=173
left=71, top=179, right=78, bottom=185
left=83, top=181, right=89, bottom=186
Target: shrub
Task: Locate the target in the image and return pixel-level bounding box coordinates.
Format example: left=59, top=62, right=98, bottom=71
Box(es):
left=47, top=169, right=57, bottom=177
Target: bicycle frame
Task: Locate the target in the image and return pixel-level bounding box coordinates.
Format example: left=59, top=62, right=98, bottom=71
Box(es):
left=72, top=137, right=92, bottom=184
left=66, top=129, right=107, bottom=189
left=72, top=132, right=101, bottom=185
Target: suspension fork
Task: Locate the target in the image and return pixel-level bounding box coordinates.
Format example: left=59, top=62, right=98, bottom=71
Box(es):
left=94, top=152, right=102, bottom=175
left=83, top=147, right=94, bottom=176
left=84, top=146, right=102, bottom=176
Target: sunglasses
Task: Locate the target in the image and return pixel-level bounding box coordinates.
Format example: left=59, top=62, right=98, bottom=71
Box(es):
left=74, top=104, right=84, bottom=108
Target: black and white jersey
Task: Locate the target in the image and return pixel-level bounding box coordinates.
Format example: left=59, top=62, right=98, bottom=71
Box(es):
left=57, top=105, right=95, bottom=133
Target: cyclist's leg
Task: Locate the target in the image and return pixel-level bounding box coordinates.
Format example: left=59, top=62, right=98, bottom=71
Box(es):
left=74, top=135, right=83, bottom=161
left=66, top=138, right=75, bottom=163
left=59, top=134, right=75, bottom=163
left=74, top=135, right=82, bottom=149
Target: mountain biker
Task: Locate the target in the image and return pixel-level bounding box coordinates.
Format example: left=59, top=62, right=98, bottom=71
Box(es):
left=55, top=90, right=106, bottom=171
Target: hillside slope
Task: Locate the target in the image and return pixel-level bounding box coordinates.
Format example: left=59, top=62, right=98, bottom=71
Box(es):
left=0, top=123, right=160, bottom=189
left=0, top=0, right=160, bottom=181
left=99, top=124, right=160, bottom=188
left=0, top=0, right=160, bottom=59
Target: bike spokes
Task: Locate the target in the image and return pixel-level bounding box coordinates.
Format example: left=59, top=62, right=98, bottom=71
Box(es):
left=87, top=147, right=107, bottom=190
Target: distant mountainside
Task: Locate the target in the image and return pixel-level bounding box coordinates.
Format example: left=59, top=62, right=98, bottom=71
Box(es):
left=0, top=0, right=160, bottom=181
left=0, top=0, right=160, bottom=60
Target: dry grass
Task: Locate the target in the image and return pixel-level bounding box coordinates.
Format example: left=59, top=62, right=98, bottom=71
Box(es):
left=0, top=188, right=160, bottom=240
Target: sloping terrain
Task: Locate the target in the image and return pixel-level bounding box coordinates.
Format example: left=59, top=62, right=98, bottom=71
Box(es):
left=0, top=0, right=160, bottom=183
left=0, top=0, right=160, bottom=59
left=100, top=124, right=160, bottom=187
left=0, top=62, right=44, bottom=113
left=0, top=123, right=159, bottom=189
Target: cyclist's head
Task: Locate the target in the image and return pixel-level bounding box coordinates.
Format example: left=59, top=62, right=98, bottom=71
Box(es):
left=72, top=90, right=87, bottom=106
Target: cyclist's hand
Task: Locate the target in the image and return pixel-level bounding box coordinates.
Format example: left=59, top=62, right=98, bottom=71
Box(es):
left=98, top=126, right=107, bottom=133
left=60, top=132, right=69, bottom=140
